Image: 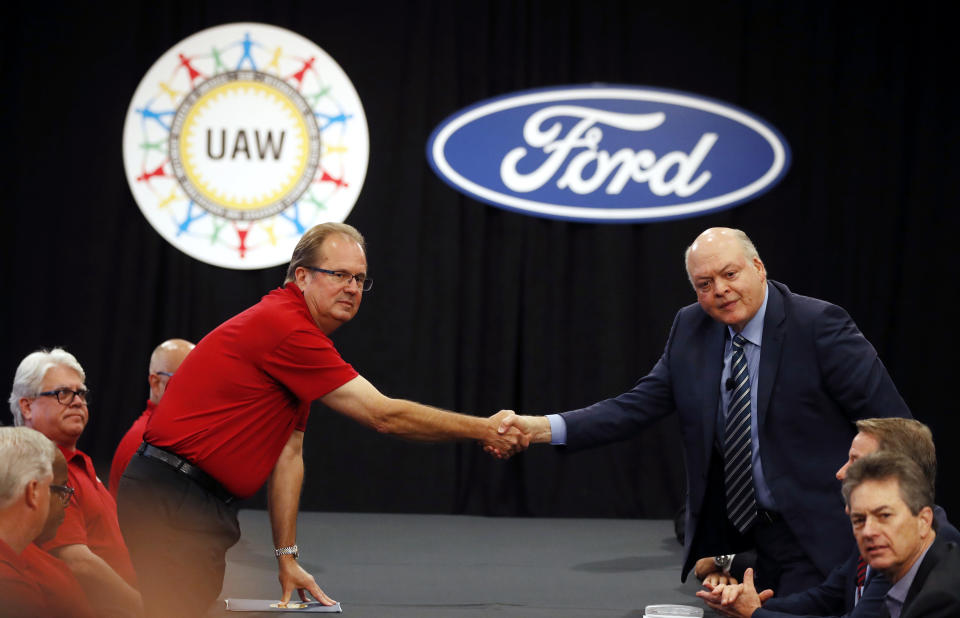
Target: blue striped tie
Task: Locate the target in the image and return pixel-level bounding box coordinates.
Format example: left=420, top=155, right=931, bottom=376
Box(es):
left=725, top=333, right=757, bottom=534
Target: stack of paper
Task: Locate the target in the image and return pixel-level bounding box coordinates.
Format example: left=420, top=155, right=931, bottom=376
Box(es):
left=643, top=604, right=704, bottom=618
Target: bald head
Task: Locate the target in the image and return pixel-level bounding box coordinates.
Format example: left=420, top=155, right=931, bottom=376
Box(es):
left=148, top=339, right=195, bottom=404
left=684, top=228, right=759, bottom=281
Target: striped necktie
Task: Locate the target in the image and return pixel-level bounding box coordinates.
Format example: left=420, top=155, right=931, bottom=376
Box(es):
left=855, top=556, right=867, bottom=603
left=725, top=333, right=757, bottom=534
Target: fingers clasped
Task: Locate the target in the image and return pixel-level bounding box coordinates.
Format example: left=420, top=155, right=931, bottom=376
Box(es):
left=482, top=410, right=530, bottom=459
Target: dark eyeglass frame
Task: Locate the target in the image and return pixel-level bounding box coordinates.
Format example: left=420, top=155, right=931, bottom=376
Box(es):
left=36, top=388, right=89, bottom=405
left=303, top=266, right=373, bottom=291
left=49, top=483, right=75, bottom=506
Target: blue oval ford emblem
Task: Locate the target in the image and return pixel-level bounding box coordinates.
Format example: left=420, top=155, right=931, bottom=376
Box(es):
left=427, top=85, right=791, bottom=222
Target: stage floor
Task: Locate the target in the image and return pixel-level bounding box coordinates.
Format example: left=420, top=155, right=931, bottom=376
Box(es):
left=211, top=510, right=714, bottom=617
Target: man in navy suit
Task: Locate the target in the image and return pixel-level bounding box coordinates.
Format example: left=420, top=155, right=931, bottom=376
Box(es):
left=497, top=227, right=911, bottom=595
left=697, top=418, right=960, bottom=617
left=844, top=453, right=960, bottom=618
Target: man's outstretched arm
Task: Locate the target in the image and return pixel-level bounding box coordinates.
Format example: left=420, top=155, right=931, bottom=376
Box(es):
left=321, top=375, right=528, bottom=457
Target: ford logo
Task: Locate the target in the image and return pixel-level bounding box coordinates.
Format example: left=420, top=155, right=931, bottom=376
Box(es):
left=426, top=85, right=791, bottom=222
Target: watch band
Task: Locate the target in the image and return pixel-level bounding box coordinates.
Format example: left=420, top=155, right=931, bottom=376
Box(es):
left=713, top=553, right=734, bottom=573
left=275, top=544, right=299, bottom=558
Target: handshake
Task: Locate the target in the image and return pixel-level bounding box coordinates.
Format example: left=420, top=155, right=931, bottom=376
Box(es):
left=479, top=410, right=553, bottom=459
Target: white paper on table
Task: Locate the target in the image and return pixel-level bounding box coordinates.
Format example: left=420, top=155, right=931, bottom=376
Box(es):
left=224, top=598, right=343, bottom=612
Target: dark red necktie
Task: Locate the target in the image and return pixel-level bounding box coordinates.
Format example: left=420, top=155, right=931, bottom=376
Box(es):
left=855, top=556, right=867, bottom=603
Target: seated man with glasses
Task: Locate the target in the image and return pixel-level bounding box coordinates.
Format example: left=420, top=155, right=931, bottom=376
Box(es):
left=10, top=348, right=143, bottom=618
left=117, top=221, right=528, bottom=618
left=21, top=446, right=96, bottom=618
left=108, top=338, right=195, bottom=498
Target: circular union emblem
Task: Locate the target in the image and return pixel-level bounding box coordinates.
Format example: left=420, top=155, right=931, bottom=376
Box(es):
left=123, top=23, right=369, bottom=269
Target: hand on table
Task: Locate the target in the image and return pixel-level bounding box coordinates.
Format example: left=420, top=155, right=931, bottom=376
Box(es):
left=278, top=558, right=336, bottom=607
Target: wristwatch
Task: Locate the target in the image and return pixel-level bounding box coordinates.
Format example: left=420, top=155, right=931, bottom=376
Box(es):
left=275, top=545, right=299, bottom=559
left=713, top=554, right=734, bottom=573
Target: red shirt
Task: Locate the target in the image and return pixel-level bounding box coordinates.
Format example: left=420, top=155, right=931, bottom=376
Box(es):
left=145, top=283, right=358, bottom=498
left=109, top=400, right=155, bottom=498
left=0, top=539, right=48, bottom=618
left=21, top=543, right=96, bottom=618
left=40, top=446, right=138, bottom=587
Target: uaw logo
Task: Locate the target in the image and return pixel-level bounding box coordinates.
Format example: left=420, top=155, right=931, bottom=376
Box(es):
left=427, top=85, right=790, bottom=222
left=123, top=23, right=368, bottom=269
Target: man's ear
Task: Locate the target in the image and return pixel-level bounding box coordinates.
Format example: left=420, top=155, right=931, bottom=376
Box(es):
left=294, top=266, right=309, bottom=289
left=18, top=397, right=33, bottom=424
left=24, top=479, right=43, bottom=509
left=148, top=372, right=161, bottom=394
left=753, top=257, right=766, bottom=281
left=919, top=505, right=934, bottom=537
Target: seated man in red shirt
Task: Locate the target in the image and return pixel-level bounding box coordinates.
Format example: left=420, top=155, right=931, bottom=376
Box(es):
left=109, top=338, right=194, bottom=498
left=117, top=222, right=528, bottom=618
left=0, top=426, right=57, bottom=618
left=10, top=348, right=143, bottom=617
left=22, top=446, right=97, bottom=618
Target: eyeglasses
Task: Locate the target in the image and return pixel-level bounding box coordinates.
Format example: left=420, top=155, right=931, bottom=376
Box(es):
left=154, top=371, right=174, bottom=378
left=303, top=266, right=373, bottom=291
left=36, top=388, right=89, bottom=405
left=49, top=483, right=75, bottom=506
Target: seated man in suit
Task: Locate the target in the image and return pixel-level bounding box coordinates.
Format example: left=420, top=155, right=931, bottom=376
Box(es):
left=843, top=452, right=960, bottom=618
left=697, top=417, right=959, bottom=617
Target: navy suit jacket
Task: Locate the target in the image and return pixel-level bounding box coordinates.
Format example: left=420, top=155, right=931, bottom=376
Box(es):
left=754, top=507, right=960, bottom=618
left=901, top=537, right=960, bottom=618
left=561, top=281, right=911, bottom=580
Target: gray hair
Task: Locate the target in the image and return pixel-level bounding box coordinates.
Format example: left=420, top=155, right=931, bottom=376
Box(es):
left=8, top=348, right=86, bottom=426
left=684, top=228, right=760, bottom=285
left=842, top=452, right=934, bottom=517
left=284, top=222, right=366, bottom=284
left=0, top=426, right=56, bottom=510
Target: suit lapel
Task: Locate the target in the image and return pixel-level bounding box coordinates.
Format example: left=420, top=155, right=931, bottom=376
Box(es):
left=757, top=282, right=787, bottom=428
left=700, top=318, right=727, bottom=463
left=904, top=535, right=947, bottom=610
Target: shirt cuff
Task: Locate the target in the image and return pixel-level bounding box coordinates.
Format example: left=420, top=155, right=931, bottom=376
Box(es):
left=547, top=414, right=567, bottom=445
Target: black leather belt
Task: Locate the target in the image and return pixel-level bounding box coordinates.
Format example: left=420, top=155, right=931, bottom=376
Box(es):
left=137, top=443, right=236, bottom=505
left=756, top=509, right=783, bottom=524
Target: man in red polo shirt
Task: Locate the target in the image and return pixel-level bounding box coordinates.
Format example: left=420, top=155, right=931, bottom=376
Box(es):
left=22, top=446, right=97, bottom=618
left=108, top=338, right=194, bottom=498
left=10, top=348, right=143, bottom=617
left=117, top=222, right=528, bottom=618
left=0, top=426, right=57, bottom=618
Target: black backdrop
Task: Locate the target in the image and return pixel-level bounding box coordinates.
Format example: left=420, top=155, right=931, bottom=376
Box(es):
left=2, top=1, right=956, bottom=520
